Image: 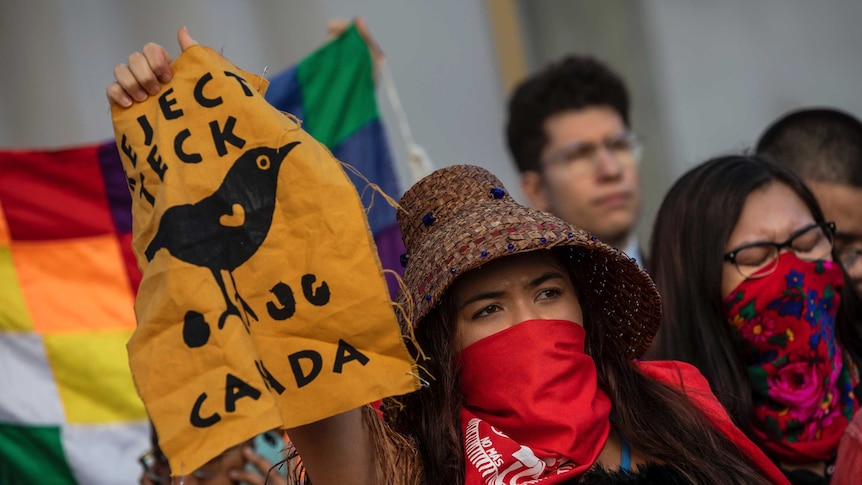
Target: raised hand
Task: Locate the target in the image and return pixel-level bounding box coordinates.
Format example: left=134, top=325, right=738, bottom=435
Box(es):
left=326, top=17, right=383, bottom=64
left=228, top=446, right=289, bottom=485
left=107, top=26, right=199, bottom=107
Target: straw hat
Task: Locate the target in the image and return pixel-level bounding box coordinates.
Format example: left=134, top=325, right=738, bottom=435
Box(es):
left=397, top=164, right=660, bottom=358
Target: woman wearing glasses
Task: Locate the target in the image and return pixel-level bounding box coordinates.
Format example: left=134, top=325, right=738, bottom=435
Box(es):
left=646, top=154, right=861, bottom=484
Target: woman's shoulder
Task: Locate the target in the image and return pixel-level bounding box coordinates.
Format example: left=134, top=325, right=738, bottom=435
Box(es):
left=634, top=360, right=712, bottom=394
left=634, top=360, right=791, bottom=484
left=634, top=360, right=734, bottom=427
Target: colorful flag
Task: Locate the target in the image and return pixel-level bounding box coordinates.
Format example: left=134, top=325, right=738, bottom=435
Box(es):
left=264, top=25, right=406, bottom=296
left=0, top=142, right=147, bottom=484
left=111, top=30, right=417, bottom=473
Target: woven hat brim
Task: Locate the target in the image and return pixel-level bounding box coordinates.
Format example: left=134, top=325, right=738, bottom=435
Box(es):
left=399, top=200, right=660, bottom=359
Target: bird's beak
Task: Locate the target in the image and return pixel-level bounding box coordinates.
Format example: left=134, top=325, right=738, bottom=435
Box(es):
left=276, top=141, right=301, bottom=160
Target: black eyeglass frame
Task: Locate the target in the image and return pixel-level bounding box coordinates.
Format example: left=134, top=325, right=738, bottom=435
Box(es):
left=723, top=221, right=836, bottom=269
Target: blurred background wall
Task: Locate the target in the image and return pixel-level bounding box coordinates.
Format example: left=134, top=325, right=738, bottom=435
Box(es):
left=2, top=0, right=862, bottom=246
left=511, top=0, right=862, bottom=242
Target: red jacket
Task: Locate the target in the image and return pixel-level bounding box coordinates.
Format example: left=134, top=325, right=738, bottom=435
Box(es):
left=637, top=360, right=790, bottom=485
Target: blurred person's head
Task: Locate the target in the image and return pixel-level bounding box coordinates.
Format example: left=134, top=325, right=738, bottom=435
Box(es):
left=506, top=55, right=641, bottom=250
left=646, top=154, right=860, bottom=467
left=757, top=108, right=862, bottom=295
left=139, top=424, right=251, bottom=485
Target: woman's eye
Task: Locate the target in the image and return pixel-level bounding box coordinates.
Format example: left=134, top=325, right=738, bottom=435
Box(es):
left=537, top=288, right=561, bottom=301
left=734, top=246, right=772, bottom=266
left=792, top=231, right=820, bottom=252
left=473, top=304, right=500, bottom=319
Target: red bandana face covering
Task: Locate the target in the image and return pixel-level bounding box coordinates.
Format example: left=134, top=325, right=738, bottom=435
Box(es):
left=725, top=252, right=858, bottom=462
left=458, top=319, right=612, bottom=485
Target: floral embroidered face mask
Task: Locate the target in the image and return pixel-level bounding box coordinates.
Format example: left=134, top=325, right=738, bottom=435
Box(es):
left=724, top=252, right=857, bottom=462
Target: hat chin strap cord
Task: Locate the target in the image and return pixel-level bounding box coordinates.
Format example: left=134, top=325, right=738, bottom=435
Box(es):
left=379, top=58, right=435, bottom=184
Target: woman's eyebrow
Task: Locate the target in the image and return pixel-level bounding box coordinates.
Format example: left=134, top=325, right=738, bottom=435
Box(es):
left=458, top=290, right=505, bottom=310
left=527, top=271, right=565, bottom=289
left=731, top=222, right=820, bottom=249
left=457, top=271, right=565, bottom=310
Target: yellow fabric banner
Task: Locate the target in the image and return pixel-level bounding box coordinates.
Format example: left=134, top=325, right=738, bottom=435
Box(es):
left=111, top=45, right=418, bottom=473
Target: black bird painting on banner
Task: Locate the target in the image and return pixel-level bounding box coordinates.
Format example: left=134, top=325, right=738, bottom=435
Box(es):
left=144, top=141, right=301, bottom=337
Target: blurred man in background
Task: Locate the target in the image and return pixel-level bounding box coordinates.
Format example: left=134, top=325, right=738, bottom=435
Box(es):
left=506, top=55, right=645, bottom=265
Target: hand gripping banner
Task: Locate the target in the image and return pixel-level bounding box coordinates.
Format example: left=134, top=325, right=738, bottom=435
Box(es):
left=111, top=45, right=419, bottom=474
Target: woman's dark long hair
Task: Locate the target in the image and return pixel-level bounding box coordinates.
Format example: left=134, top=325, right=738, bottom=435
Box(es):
left=645, top=154, right=861, bottom=438
left=387, top=246, right=772, bottom=484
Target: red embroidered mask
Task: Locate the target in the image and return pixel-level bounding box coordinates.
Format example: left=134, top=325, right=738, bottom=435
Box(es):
left=724, top=252, right=858, bottom=462
left=458, top=319, right=611, bottom=484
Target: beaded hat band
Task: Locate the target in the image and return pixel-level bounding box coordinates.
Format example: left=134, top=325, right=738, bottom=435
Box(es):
left=396, top=164, right=660, bottom=358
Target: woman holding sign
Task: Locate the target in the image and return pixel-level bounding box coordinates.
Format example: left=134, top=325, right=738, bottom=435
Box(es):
left=109, top=29, right=788, bottom=485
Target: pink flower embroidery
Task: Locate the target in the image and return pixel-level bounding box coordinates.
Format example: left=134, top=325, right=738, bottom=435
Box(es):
left=767, top=360, right=827, bottom=423
left=802, top=391, right=843, bottom=441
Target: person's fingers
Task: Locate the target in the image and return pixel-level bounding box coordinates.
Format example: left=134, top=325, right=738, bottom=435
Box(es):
left=127, top=51, right=160, bottom=99
left=354, top=17, right=383, bottom=60
left=243, top=446, right=274, bottom=472
left=107, top=28, right=194, bottom=109
left=142, top=42, right=173, bottom=84
left=106, top=81, right=132, bottom=107
left=236, top=446, right=288, bottom=485
left=228, top=468, right=266, bottom=485
left=112, top=60, right=149, bottom=103
left=177, top=26, right=199, bottom=52
left=326, top=19, right=351, bottom=40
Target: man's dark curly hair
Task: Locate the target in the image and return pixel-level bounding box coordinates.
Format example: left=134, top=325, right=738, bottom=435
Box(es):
left=506, top=55, right=630, bottom=173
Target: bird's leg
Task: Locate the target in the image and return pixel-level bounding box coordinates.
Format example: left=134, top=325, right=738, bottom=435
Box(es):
left=213, top=268, right=241, bottom=329
left=228, top=270, right=259, bottom=330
